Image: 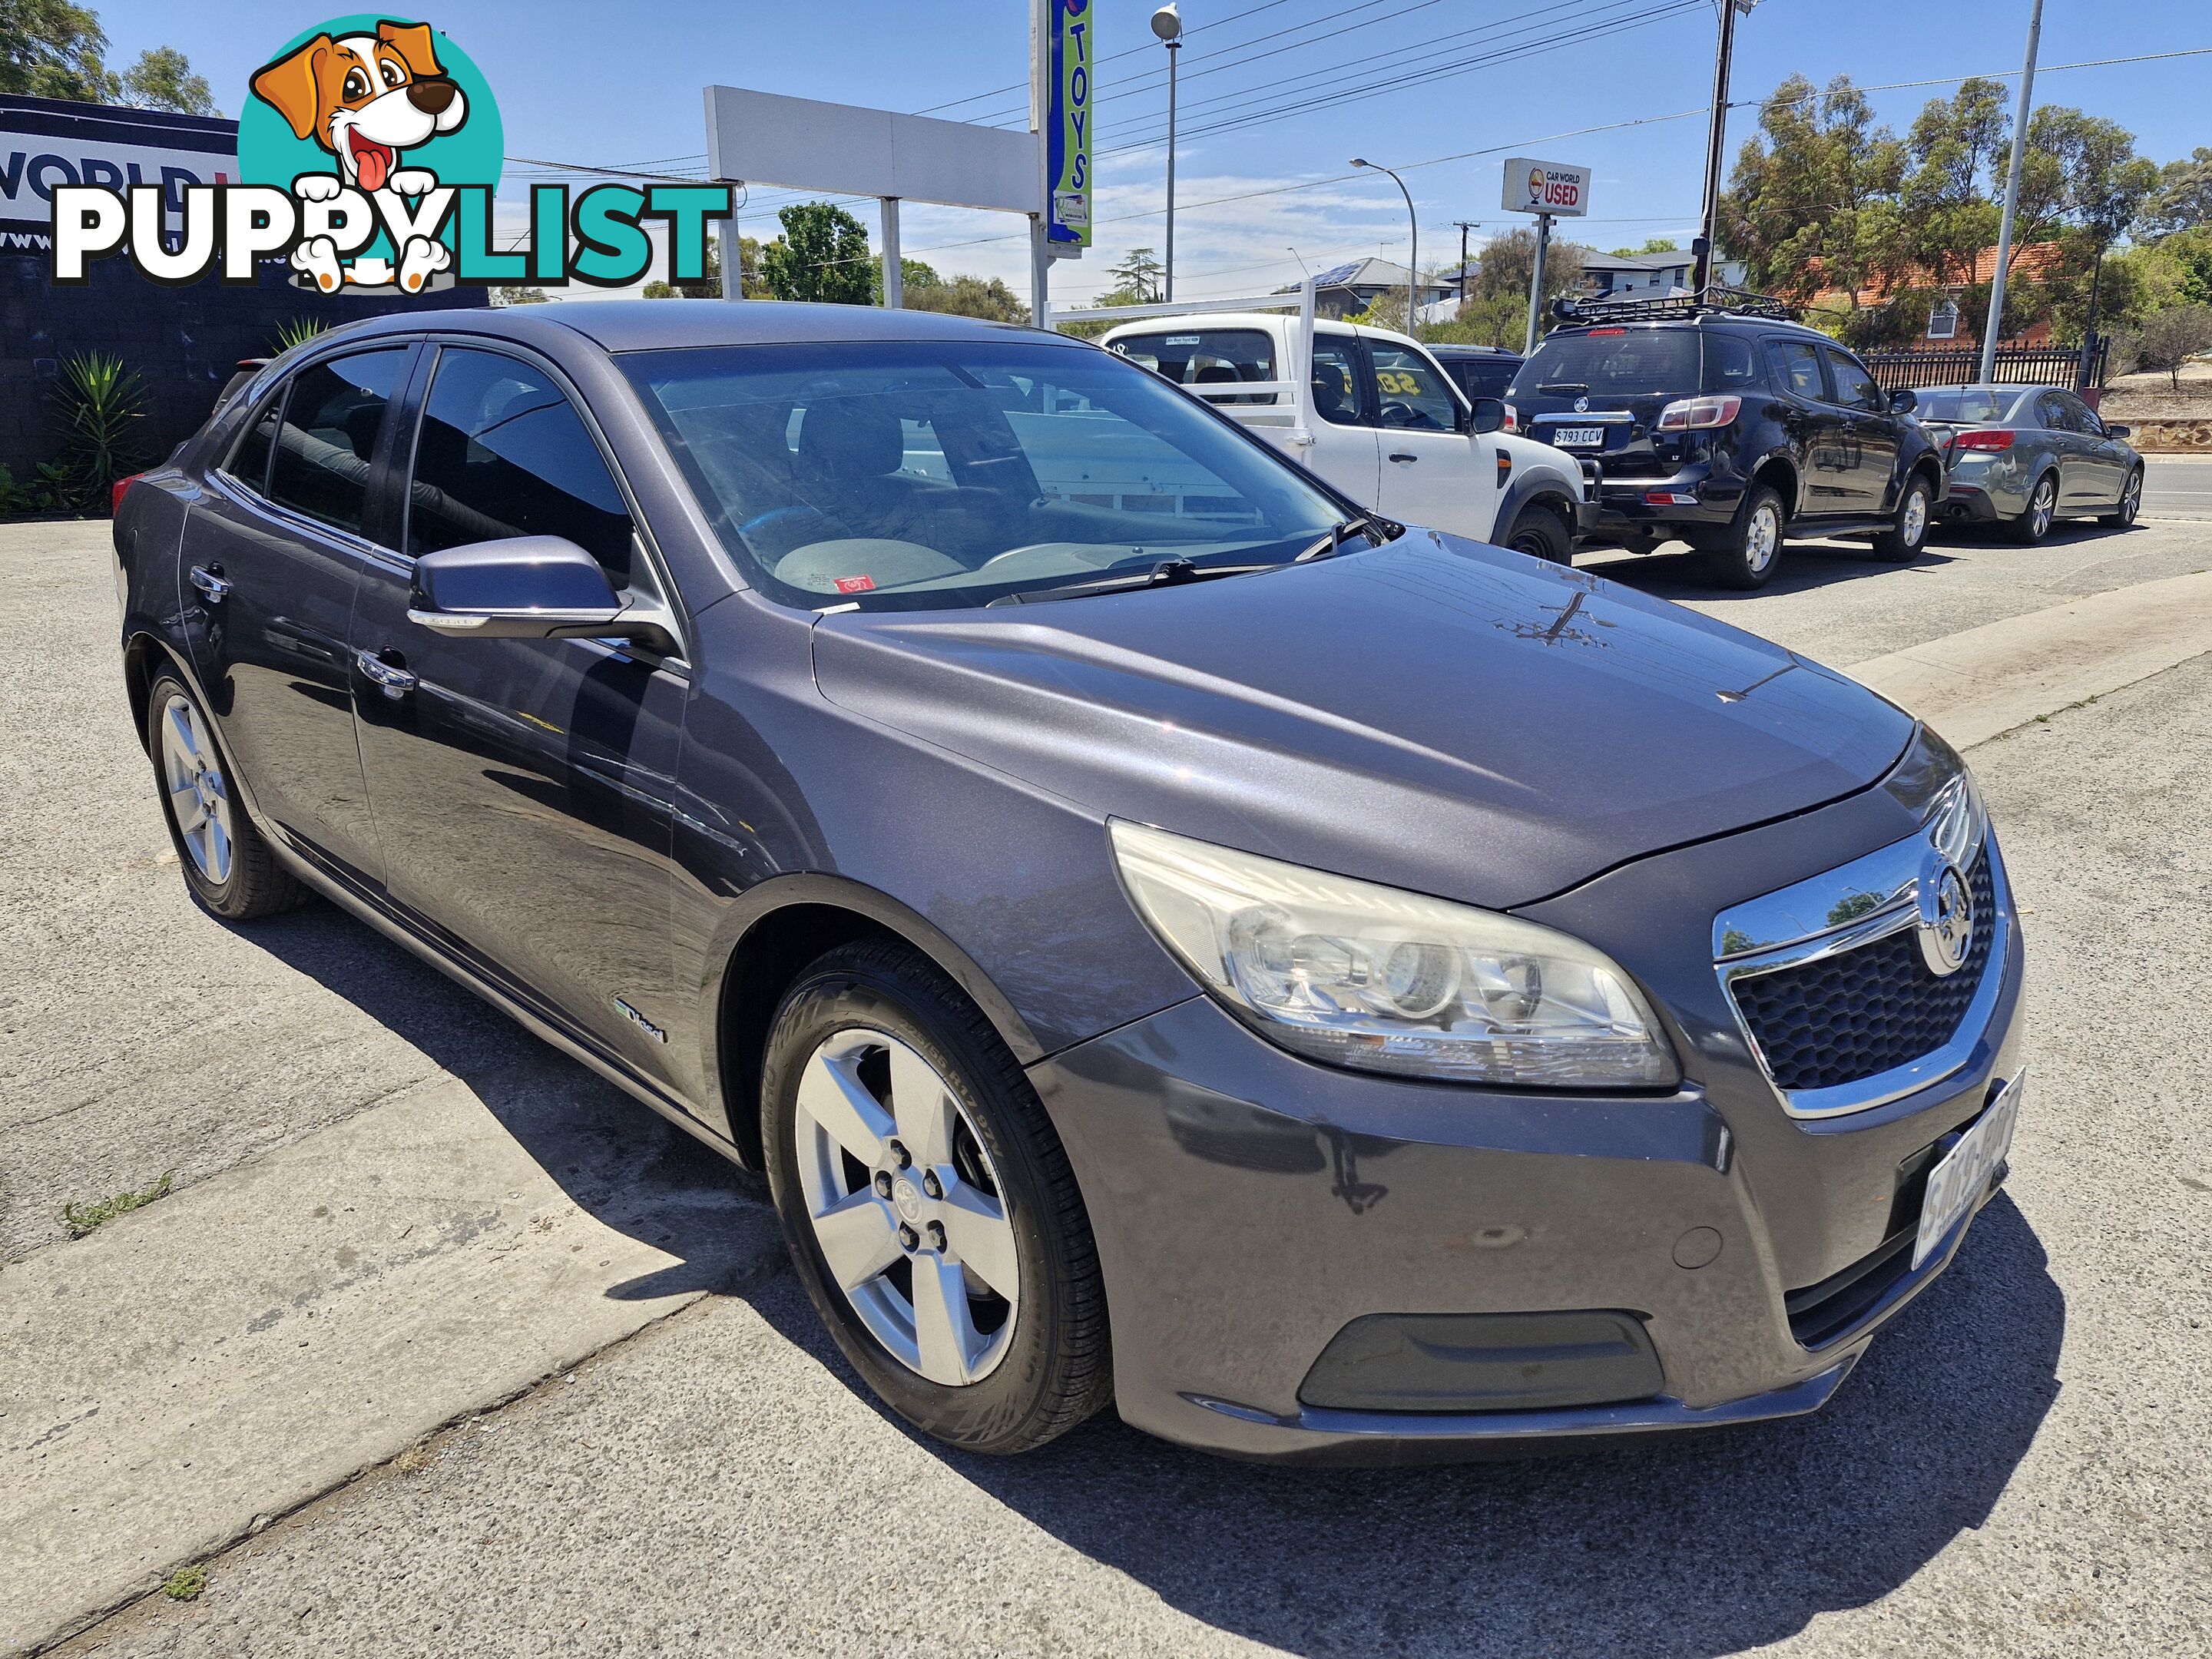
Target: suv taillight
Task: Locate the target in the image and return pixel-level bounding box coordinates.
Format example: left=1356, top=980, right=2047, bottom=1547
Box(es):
left=111, top=473, right=144, bottom=518
left=1952, top=429, right=2014, bottom=451
left=1502, top=403, right=1518, bottom=432
left=1655, top=395, right=1740, bottom=431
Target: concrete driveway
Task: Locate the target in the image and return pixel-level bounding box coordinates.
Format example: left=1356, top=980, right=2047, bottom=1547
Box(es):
left=5, top=515, right=2209, bottom=1657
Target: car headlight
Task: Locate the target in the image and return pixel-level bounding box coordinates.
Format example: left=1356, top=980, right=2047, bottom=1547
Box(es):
left=1109, top=820, right=1680, bottom=1088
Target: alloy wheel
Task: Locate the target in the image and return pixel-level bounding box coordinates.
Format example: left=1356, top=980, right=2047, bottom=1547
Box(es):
left=2028, top=480, right=2055, bottom=538
left=2121, top=471, right=2141, bottom=522
left=1901, top=485, right=1928, bottom=548
left=792, top=1028, right=1019, bottom=1386
left=159, top=692, right=233, bottom=884
left=1746, top=502, right=1780, bottom=575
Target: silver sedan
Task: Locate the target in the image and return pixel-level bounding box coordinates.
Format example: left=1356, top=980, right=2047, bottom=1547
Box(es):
left=1911, top=383, right=2143, bottom=542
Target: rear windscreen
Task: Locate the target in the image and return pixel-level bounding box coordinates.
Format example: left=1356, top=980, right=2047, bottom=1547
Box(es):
left=1109, top=329, right=1279, bottom=405
left=1508, top=329, right=1703, bottom=399
left=1914, top=388, right=2015, bottom=423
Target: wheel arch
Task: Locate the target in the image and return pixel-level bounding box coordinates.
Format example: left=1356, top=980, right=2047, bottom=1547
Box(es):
left=705, top=875, right=1048, bottom=1168
left=1749, top=454, right=1800, bottom=518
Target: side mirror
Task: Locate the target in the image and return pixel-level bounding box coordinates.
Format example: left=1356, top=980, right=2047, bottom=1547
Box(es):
left=2106, top=423, right=2131, bottom=439
left=408, top=535, right=678, bottom=654
left=1465, top=396, right=1508, bottom=435
left=1888, top=387, right=1919, bottom=414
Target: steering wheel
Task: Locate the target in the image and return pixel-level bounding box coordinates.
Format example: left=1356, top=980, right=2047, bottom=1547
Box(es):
left=1379, top=401, right=1419, bottom=429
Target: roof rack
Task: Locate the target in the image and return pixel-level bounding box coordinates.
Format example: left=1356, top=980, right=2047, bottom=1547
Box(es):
left=1550, top=286, right=1802, bottom=327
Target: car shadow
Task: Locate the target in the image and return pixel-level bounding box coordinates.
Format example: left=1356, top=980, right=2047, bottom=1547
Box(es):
left=738, top=1194, right=2061, bottom=1659
left=224, top=901, right=777, bottom=1302
left=1577, top=538, right=1964, bottom=604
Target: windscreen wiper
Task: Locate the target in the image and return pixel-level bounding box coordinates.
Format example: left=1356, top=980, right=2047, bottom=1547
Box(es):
left=988, top=558, right=1278, bottom=605
left=1293, top=514, right=1387, bottom=563
left=1536, top=382, right=1591, bottom=396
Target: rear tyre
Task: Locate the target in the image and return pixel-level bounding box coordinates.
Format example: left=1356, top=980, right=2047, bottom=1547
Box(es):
left=145, top=672, right=309, bottom=922
left=1871, top=474, right=1934, bottom=561
left=1700, top=485, right=1786, bottom=591
left=2010, top=473, right=2058, bottom=543
left=762, top=938, right=1111, bottom=1455
left=1501, top=503, right=1572, bottom=565
left=2099, top=466, right=2142, bottom=528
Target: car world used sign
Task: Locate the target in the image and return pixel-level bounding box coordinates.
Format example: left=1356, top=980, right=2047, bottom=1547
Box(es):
left=1502, top=157, right=1591, bottom=218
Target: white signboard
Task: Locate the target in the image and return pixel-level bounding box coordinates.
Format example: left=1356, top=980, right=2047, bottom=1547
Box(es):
left=1, top=96, right=235, bottom=253
left=704, top=86, right=1038, bottom=215
left=1502, top=157, right=1591, bottom=219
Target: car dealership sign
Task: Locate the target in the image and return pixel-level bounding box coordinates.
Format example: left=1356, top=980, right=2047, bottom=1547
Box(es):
left=1502, top=157, right=1591, bottom=218
left=0, top=96, right=236, bottom=254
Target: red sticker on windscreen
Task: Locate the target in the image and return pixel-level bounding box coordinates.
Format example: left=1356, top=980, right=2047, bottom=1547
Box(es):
left=833, top=575, right=876, bottom=594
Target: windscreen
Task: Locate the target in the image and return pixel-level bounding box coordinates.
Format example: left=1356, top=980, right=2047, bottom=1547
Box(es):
left=622, top=339, right=1346, bottom=611
left=1508, top=329, right=1704, bottom=399
left=1913, top=388, right=2015, bottom=423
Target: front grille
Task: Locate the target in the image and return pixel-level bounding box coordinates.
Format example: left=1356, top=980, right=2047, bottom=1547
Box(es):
left=1734, top=853, right=1995, bottom=1093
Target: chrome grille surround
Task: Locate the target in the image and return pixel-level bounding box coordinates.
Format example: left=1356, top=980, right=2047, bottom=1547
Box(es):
left=1714, top=767, right=2011, bottom=1120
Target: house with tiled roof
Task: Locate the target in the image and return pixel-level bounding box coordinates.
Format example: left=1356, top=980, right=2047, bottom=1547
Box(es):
left=1809, top=242, right=2071, bottom=348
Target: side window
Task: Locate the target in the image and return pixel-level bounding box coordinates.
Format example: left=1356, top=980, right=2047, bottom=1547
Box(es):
left=1109, top=329, right=1279, bottom=406
left=1704, top=334, right=1761, bottom=394
left=406, top=348, right=638, bottom=588
left=1764, top=339, right=1826, bottom=400
left=1310, top=342, right=1364, bottom=426
left=266, top=349, right=409, bottom=539
left=1823, top=347, right=1883, bottom=412
left=227, top=389, right=283, bottom=495
left=1365, top=345, right=1462, bottom=431
left=2067, top=395, right=2107, bottom=436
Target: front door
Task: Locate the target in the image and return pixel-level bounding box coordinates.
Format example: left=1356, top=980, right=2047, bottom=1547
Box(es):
left=1763, top=338, right=1851, bottom=517
left=348, top=343, right=689, bottom=1087
left=180, top=345, right=414, bottom=887
left=1363, top=339, right=1497, bottom=538
left=1823, top=346, right=1899, bottom=515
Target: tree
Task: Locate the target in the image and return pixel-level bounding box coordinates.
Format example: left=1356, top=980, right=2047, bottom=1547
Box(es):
left=1608, top=237, right=1680, bottom=257
left=2144, top=147, right=2212, bottom=240
left=760, top=202, right=873, bottom=306
left=641, top=280, right=677, bottom=298
left=2139, top=303, right=2212, bottom=390
left=490, top=285, right=548, bottom=305
left=1722, top=75, right=1907, bottom=318
left=1107, top=247, right=1165, bottom=303
left=904, top=274, right=1028, bottom=325
left=118, top=45, right=216, bottom=115
left=1427, top=229, right=1587, bottom=347
left=871, top=256, right=942, bottom=305
left=0, top=0, right=114, bottom=99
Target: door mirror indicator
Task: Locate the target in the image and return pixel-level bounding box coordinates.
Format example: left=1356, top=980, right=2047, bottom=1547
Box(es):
left=1465, top=396, right=1508, bottom=435
left=407, top=535, right=677, bottom=654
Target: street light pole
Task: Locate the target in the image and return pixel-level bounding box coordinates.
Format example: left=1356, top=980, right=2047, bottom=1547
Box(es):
left=1694, top=0, right=1754, bottom=300
left=1153, top=4, right=1183, bottom=303
left=1982, top=0, right=2045, bottom=383
left=1454, top=218, right=1479, bottom=318
left=1352, top=157, right=1416, bottom=339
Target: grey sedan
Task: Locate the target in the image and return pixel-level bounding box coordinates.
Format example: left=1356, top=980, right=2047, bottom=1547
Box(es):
left=1913, top=382, right=2142, bottom=541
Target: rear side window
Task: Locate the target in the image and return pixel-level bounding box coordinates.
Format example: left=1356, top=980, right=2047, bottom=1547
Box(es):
left=1111, top=329, right=1279, bottom=406
left=267, top=349, right=409, bottom=540
left=406, top=347, right=637, bottom=586
left=1704, top=335, right=1762, bottom=394
left=1765, top=339, right=1826, bottom=400
left=1507, top=329, right=1703, bottom=399
left=227, top=392, right=282, bottom=494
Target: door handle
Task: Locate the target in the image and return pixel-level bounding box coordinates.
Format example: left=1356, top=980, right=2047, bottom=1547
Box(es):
left=356, top=649, right=419, bottom=701
left=188, top=565, right=231, bottom=604
left=1388, top=452, right=1419, bottom=463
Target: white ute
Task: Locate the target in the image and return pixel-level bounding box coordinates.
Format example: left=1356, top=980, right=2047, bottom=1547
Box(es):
left=1064, top=283, right=1593, bottom=562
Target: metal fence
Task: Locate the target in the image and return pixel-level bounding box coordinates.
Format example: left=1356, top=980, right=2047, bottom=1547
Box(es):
left=1862, top=341, right=2105, bottom=392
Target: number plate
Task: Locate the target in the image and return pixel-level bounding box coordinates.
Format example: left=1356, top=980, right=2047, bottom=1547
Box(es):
left=1551, top=426, right=1606, bottom=449
left=1912, top=1071, right=2024, bottom=1270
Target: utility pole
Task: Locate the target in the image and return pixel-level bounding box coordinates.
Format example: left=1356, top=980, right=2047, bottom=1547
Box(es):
left=1982, top=0, right=2045, bottom=383
left=1694, top=0, right=1754, bottom=299
left=1454, top=219, right=1479, bottom=316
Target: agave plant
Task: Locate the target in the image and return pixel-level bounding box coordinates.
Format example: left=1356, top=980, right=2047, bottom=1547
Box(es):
left=48, top=353, right=148, bottom=515
left=273, top=316, right=329, bottom=353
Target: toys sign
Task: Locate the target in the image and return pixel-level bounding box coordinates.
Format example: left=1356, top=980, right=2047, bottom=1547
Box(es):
left=1502, top=157, right=1591, bottom=219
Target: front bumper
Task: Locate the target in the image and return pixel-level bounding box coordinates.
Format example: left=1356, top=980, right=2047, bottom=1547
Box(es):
left=1026, top=793, right=2027, bottom=1465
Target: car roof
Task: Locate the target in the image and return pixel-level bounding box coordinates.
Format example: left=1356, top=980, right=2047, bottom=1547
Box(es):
left=1423, top=343, right=1521, bottom=359
left=1545, top=313, right=1832, bottom=343
left=289, top=299, right=1058, bottom=354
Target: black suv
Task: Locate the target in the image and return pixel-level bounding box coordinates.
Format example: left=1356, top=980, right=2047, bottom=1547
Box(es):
left=1505, top=295, right=1944, bottom=588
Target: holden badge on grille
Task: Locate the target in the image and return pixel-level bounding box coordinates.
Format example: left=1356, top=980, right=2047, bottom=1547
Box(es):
left=1916, top=857, right=1975, bottom=976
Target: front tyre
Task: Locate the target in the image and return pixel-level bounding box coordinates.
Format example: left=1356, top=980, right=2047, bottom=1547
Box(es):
left=1700, top=484, right=1786, bottom=590
left=1872, top=474, right=1933, bottom=561
left=2099, top=466, right=2142, bottom=528
left=145, top=671, right=308, bottom=921
left=762, top=939, right=1111, bottom=1455
left=1500, top=502, right=1572, bottom=565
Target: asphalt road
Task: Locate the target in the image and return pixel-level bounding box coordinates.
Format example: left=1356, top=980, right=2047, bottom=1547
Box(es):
left=2140, top=452, right=2212, bottom=519
left=8, top=515, right=2211, bottom=1657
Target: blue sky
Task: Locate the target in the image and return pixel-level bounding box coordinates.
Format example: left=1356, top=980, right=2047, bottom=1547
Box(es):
left=95, top=0, right=2212, bottom=302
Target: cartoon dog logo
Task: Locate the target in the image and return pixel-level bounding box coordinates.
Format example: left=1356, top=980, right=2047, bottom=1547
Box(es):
left=250, top=21, right=466, bottom=293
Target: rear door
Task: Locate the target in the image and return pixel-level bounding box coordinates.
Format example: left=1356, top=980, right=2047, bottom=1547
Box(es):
left=347, top=342, right=691, bottom=1088
left=1364, top=338, right=1497, bottom=538
left=1822, top=346, right=1899, bottom=515
left=180, top=345, right=414, bottom=887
